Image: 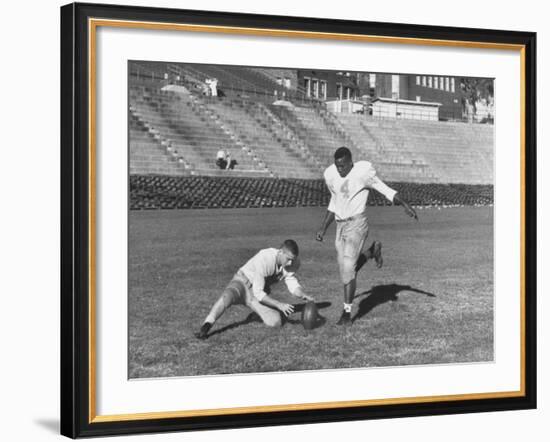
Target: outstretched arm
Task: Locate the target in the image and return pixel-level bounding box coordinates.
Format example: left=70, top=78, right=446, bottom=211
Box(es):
left=283, top=262, right=314, bottom=302
left=393, top=193, right=418, bottom=220
left=315, top=210, right=335, bottom=242
left=291, top=286, right=314, bottom=302
left=368, top=175, right=418, bottom=221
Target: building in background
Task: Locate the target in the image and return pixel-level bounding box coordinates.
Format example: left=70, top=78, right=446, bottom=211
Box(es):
left=297, top=70, right=359, bottom=101
left=358, top=73, right=463, bottom=120
left=293, top=69, right=467, bottom=121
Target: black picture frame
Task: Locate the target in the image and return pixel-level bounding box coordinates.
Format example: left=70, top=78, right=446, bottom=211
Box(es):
left=60, top=2, right=536, bottom=438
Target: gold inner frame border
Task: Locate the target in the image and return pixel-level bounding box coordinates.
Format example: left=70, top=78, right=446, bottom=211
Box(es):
left=87, top=17, right=527, bottom=424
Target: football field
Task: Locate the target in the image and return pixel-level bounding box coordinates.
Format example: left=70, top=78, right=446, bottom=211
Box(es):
left=129, top=205, right=494, bottom=378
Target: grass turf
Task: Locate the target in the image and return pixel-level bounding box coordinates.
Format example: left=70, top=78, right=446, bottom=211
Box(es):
left=128, top=205, right=493, bottom=378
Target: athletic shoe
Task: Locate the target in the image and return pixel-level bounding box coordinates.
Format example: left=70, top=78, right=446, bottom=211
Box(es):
left=194, top=322, right=212, bottom=340
left=372, top=240, right=383, bottom=268
left=337, top=310, right=352, bottom=326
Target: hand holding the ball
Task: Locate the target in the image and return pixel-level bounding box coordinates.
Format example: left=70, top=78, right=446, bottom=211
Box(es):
left=293, top=287, right=314, bottom=302
left=278, top=302, right=295, bottom=317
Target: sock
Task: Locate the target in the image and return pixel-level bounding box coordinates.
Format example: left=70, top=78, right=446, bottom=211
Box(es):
left=200, top=322, right=212, bottom=333
left=205, top=310, right=218, bottom=324
left=344, top=303, right=352, bottom=313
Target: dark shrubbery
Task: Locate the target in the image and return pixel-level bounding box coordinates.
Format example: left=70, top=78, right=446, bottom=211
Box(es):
left=130, top=176, right=493, bottom=210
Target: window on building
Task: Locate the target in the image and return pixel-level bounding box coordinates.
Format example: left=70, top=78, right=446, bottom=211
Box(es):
left=428, top=76, right=433, bottom=88
left=416, top=75, right=421, bottom=85
left=312, top=79, right=319, bottom=98
left=416, top=96, right=421, bottom=102
left=336, top=83, right=342, bottom=100
left=320, top=81, right=327, bottom=99
left=284, top=78, right=291, bottom=89
left=422, top=76, right=427, bottom=87
left=451, top=78, right=455, bottom=93
left=392, top=75, right=400, bottom=98
left=276, top=77, right=283, bottom=85
left=369, top=73, right=376, bottom=88
left=434, top=77, right=438, bottom=89
left=445, top=77, right=450, bottom=91
left=304, top=78, right=310, bottom=98
left=346, top=87, right=351, bottom=100
left=440, top=77, right=444, bottom=90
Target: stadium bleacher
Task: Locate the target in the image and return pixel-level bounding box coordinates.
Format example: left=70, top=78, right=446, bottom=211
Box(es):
left=128, top=62, right=494, bottom=209
left=200, top=99, right=322, bottom=178
left=129, top=113, right=190, bottom=176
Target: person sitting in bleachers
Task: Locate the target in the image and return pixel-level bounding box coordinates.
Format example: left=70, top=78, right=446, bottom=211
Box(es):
left=216, top=150, right=238, bottom=170
left=216, top=149, right=228, bottom=169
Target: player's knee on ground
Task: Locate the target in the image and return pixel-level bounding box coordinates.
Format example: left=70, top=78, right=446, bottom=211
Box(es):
left=340, top=256, right=357, bottom=285
left=263, top=313, right=283, bottom=327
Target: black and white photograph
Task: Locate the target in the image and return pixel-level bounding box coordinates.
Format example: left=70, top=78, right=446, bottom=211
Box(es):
left=128, top=61, right=495, bottom=378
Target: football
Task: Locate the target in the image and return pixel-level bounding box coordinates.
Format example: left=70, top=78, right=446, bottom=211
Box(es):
left=301, top=301, right=318, bottom=330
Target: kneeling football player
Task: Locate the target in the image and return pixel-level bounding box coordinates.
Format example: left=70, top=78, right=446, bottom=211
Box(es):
left=195, top=239, right=314, bottom=339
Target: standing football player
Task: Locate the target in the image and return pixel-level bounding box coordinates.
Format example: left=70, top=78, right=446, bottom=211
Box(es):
left=315, top=147, right=418, bottom=326
left=195, top=239, right=313, bottom=339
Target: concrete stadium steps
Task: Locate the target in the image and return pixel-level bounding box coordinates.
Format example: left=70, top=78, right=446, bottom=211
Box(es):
left=269, top=105, right=362, bottom=168
left=128, top=73, right=493, bottom=186
left=169, top=92, right=272, bottom=175
left=176, top=63, right=286, bottom=97
left=129, top=115, right=190, bottom=176
left=200, top=99, right=322, bottom=179
left=334, top=113, right=437, bottom=183
left=361, top=118, right=494, bottom=185
left=130, top=86, right=270, bottom=178
left=129, top=175, right=494, bottom=210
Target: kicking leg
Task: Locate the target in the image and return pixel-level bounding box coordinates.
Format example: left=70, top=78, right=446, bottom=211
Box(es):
left=363, top=240, right=383, bottom=269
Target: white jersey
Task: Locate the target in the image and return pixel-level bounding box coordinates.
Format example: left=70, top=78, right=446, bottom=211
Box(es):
left=239, top=248, right=301, bottom=301
left=324, top=160, right=397, bottom=220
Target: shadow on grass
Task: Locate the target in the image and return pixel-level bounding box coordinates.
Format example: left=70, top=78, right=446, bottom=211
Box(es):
left=207, top=312, right=263, bottom=338
left=208, top=302, right=332, bottom=336
left=353, top=283, right=436, bottom=323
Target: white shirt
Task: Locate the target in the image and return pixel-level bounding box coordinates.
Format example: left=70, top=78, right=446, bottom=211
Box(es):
left=324, top=160, right=397, bottom=220
left=239, top=248, right=301, bottom=301
left=216, top=149, right=226, bottom=159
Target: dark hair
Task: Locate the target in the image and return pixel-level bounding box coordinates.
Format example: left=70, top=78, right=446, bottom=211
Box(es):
left=281, top=239, right=299, bottom=256
left=334, top=146, right=352, bottom=161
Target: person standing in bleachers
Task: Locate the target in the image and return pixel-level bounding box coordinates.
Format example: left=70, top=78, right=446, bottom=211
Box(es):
left=209, top=78, right=218, bottom=97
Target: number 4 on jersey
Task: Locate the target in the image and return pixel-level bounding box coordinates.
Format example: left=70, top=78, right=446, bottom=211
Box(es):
left=340, top=180, right=350, bottom=199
